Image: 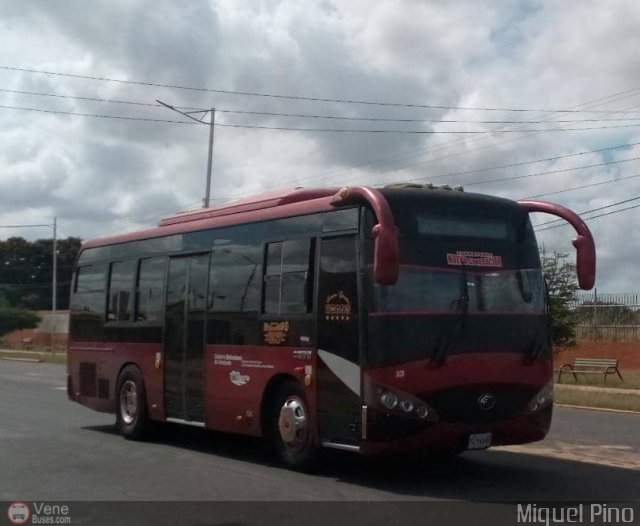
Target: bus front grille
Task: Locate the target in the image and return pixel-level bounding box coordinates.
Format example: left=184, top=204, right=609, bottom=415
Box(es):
left=422, top=385, right=536, bottom=423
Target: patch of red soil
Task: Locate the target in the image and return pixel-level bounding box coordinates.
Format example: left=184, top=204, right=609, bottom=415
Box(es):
left=554, top=340, right=640, bottom=370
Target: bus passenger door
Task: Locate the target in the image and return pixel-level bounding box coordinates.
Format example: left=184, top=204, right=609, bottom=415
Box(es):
left=164, top=253, right=209, bottom=422
left=316, top=235, right=362, bottom=446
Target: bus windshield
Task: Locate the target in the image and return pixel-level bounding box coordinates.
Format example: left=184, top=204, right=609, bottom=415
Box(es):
left=365, top=194, right=549, bottom=367
left=372, top=267, right=545, bottom=315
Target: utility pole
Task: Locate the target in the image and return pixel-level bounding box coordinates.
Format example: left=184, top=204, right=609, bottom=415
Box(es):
left=52, top=216, right=57, bottom=348
left=157, top=100, right=215, bottom=208
left=204, top=108, right=215, bottom=208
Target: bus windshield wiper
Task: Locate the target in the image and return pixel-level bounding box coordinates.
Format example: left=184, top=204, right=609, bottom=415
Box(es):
left=433, top=272, right=469, bottom=366
left=528, top=315, right=552, bottom=362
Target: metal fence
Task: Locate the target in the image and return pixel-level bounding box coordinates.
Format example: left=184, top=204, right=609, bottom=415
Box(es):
left=570, top=291, right=640, bottom=341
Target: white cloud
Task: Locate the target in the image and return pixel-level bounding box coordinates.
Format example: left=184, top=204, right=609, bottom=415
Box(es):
left=0, top=0, right=638, bottom=291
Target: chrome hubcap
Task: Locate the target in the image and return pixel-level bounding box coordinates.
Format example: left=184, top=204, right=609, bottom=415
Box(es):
left=278, top=396, right=308, bottom=450
left=120, top=380, right=137, bottom=425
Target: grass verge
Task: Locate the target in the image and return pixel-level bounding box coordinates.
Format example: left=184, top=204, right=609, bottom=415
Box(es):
left=0, top=349, right=67, bottom=365
left=555, top=369, right=640, bottom=390
left=555, top=385, right=640, bottom=412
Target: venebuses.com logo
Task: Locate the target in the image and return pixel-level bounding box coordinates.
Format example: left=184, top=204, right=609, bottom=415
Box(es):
left=6, top=502, right=72, bottom=524
left=7, top=503, right=30, bottom=525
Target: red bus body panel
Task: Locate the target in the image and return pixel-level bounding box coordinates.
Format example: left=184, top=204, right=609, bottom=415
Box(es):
left=67, top=187, right=591, bottom=459
left=203, top=345, right=316, bottom=437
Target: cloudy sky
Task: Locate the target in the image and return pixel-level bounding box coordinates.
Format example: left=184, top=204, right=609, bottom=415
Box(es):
left=0, top=0, right=639, bottom=292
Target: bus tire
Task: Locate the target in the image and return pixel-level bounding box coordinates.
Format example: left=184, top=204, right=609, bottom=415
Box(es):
left=271, top=381, right=317, bottom=470
left=115, top=365, right=149, bottom=441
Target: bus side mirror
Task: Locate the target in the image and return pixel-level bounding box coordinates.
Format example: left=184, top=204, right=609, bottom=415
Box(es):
left=331, top=186, right=399, bottom=286
left=371, top=223, right=399, bottom=285
left=517, top=200, right=596, bottom=290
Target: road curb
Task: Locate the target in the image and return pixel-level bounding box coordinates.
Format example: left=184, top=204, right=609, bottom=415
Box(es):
left=555, top=403, right=640, bottom=415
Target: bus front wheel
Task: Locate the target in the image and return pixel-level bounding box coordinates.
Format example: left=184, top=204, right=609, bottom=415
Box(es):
left=271, top=381, right=317, bottom=470
left=115, top=365, right=149, bottom=441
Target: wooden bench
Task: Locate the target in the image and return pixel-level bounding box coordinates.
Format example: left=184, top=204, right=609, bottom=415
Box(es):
left=558, top=358, right=623, bottom=384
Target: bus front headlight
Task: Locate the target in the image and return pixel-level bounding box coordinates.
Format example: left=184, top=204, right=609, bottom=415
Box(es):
left=380, top=391, right=399, bottom=410
left=526, top=380, right=554, bottom=413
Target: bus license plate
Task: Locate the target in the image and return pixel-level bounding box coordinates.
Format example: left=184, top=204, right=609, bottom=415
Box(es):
left=468, top=432, right=492, bottom=450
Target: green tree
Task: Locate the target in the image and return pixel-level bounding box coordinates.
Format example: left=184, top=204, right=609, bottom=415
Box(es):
left=542, top=252, right=579, bottom=347
left=0, top=294, right=41, bottom=338
left=0, top=236, right=81, bottom=310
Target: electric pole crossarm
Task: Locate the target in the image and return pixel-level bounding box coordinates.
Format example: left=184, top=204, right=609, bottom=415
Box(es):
left=156, top=100, right=211, bottom=125
left=157, top=100, right=215, bottom=208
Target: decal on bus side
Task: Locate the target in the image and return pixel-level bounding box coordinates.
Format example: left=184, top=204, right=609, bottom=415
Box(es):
left=293, top=350, right=312, bottom=360
left=318, top=349, right=361, bottom=396
left=324, top=291, right=352, bottom=321
left=214, top=353, right=242, bottom=366
left=263, top=321, right=289, bottom=345
left=229, top=371, right=250, bottom=386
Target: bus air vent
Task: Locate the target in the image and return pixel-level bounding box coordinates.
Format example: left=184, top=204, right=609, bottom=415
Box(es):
left=384, top=182, right=464, bottom=191
left=98, top=379, right=109, bottom=399
left=384, top=183, right=424, bottom=189
left=79, top=362, right=97, bottom=397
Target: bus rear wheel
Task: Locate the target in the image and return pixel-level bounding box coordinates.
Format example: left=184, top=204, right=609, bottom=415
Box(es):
left=115, top=365, right=149, bottom=441
left=271, top=381, right=317, bottom=470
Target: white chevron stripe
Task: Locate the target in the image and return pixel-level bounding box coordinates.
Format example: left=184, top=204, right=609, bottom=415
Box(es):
left=318, top=349, right=361, bottom=396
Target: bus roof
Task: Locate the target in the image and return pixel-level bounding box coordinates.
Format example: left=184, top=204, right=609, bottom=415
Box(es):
left=80, top=185, right=516, bottom=250
left=158, top=188, right=339, bottom=227
left=82, top=187, right=341, bottom=249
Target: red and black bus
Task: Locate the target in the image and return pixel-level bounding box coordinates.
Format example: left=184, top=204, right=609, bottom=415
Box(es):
left=67, top=185, right=595, bottom=468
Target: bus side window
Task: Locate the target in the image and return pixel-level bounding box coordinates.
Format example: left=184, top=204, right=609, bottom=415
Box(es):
left=264, top=239, right=313, bottom=315
left=210, top=246, right=262, bottom=313
left=73, top=264, right=107, bottom=315
left=107, top=260, right=135, bottom=322
left=134, top=257, right=167, bottom=323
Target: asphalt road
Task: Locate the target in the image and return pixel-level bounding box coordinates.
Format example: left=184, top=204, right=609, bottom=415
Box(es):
left=1, top=360, right=639, bottom=503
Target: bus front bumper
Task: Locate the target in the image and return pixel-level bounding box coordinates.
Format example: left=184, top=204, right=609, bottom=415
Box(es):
left=359, top=406, right=552, bottom=456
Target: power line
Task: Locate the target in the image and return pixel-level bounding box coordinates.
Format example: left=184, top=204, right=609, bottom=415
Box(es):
left=9, top=66, right=637, bottom=194
left=215, top=122, right=640, bottom=134
left=463, top=156, right=640, bottom=187
left=0, top=88, right=184, bottom=109
left=535, top=195, right=640, bottom=228
left=277, top=88, right=640, bottom=190
left=0, top=104, right=199, bottom=125
left=8, top=103, right=640, bottom=134
left=537, top=203, right=640, bottom=231
left=522, top=173, right=640, bottom=199
left=5, top=67, right=640, bottom=205
left=4, top=65, right=640, bottom=114
left=385, top=140, right=640, bottom=185
left=6, top=87, right=640, bottom=124
left=211, top=111, right=640, bottom=124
